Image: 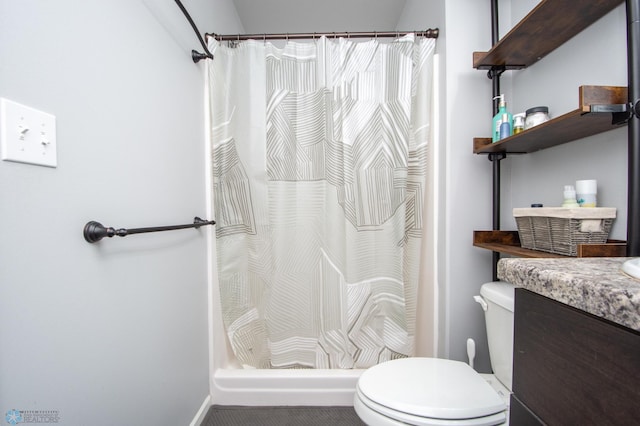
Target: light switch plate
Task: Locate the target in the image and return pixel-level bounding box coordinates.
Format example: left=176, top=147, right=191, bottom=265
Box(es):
left=0, top=98, right=57, bottom=167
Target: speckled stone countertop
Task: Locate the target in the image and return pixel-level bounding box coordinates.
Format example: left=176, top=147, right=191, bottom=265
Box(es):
left=497, top=257, right=640, bottom=332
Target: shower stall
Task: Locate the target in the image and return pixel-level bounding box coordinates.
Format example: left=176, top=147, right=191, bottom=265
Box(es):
left=204, top=31, right=440, bottom=405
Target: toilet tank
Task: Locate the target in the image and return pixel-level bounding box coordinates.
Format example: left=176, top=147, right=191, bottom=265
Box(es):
left=479, top=281, right=515, bottom=391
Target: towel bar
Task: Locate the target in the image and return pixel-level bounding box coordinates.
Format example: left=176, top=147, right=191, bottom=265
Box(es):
left=83, top=217, right=215, bottom=243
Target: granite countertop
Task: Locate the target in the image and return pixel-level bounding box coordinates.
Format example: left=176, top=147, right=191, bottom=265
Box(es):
left=497, top=257, right=640, bottom=332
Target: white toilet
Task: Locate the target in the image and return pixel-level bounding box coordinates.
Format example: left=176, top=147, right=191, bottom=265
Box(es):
left=354, top=281, right=515, bottom=426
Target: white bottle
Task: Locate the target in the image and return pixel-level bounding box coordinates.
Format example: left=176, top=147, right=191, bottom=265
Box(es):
left=576, top=179, right=597, bottom=207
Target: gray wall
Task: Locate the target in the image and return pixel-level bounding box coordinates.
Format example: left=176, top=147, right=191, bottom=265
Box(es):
left=0, top=1, right=241, bottom=425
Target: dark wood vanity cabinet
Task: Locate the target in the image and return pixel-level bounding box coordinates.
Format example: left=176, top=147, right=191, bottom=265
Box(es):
left=510, top=288, right=640, bottom=425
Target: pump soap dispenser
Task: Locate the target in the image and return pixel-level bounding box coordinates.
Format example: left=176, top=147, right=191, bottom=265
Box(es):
left=492, top=94, right=513, bottom=142
left=562, top=185, right=580, bottom=208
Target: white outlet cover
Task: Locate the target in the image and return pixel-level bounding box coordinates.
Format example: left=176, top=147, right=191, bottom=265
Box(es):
left=0, top=98, right=57, bottom=167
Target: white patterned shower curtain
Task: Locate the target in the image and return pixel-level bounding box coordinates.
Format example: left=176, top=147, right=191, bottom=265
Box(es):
left=208, top=34, right=435, bottom=369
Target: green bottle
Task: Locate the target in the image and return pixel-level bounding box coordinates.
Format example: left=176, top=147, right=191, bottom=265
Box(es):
left=492, top=94, right=513, bottom=142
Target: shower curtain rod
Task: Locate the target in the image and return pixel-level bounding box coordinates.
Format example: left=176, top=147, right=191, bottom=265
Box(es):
left=173, top=0, right=438, bottom=62
left=207, top=29, right=439, bottom=42
left=174, top=0, right=214, bottom=63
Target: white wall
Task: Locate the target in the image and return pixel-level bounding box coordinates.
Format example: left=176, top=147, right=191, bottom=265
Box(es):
left=0, top=1, right=242, bottom=425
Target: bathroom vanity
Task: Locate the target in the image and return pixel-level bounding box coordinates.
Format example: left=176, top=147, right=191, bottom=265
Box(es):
left=498, top=257, right=640, bottom=425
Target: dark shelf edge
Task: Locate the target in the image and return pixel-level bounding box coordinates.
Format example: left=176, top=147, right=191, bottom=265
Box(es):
left=473, top=0, right=624, bottom=69
left=473, top=86, right=628, bottom=154
left=473, top=230, right=627, bottom=258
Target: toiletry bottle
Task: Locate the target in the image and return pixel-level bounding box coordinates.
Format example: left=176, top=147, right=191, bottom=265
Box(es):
left=492, top=94, right=513, bottom=142
left=576, top=179, right=597, bottom=207
left=562, top=185, right=579, bottom=208
left=513, top=113, right=525, bottom=134
left=499, top=113, right=511, bottom=140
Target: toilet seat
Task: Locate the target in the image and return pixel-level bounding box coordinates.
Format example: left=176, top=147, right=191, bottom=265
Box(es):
left=355, top=388, right=506, bottom=426
left=355, top=358, right=507, bottom=426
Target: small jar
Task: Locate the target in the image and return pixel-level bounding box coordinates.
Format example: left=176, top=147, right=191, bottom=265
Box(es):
left=524, top=106, right=550, bottom=130
left=513, top=113, right=525, bottom=134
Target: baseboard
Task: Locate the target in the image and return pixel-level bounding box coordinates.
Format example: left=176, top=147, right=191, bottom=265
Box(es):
left=189, top=395, right=211, bottom=426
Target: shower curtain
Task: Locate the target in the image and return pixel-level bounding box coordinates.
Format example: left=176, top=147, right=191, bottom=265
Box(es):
left=208, top=34, right=435, bottom=369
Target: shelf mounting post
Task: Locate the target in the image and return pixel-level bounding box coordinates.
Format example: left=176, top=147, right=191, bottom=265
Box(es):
left=487, top=0, right=507, bottom=280
left=488, top=152, right=506, bottom=280
left=627, top=0, right=640, bottom=256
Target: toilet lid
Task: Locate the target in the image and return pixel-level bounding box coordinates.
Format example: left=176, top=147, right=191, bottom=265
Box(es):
left=357, top=358, right=506, bottom=421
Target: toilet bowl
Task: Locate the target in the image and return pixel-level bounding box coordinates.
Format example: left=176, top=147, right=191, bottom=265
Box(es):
left=354, top=281, right=515, bottom=426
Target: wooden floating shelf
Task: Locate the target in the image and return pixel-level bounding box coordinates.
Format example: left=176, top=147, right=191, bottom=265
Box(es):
left=473, top=230, right=627, bottom=258
left=474, top=86, right=628, bottom=154
left=473, top=0, right=624, bottom=69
